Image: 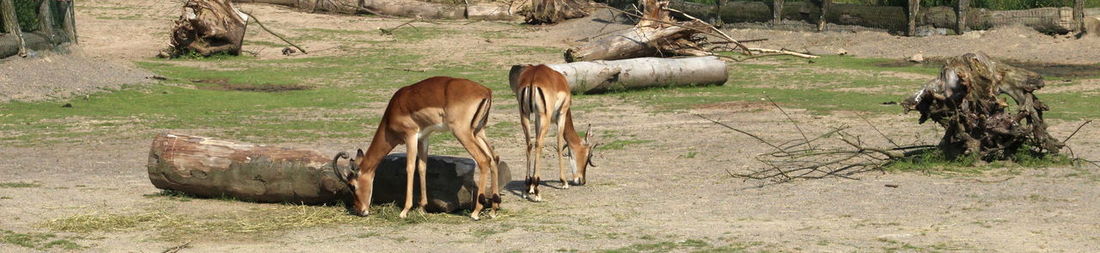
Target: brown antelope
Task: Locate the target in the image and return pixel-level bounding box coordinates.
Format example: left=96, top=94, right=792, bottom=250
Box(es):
left=332, top=76, right=501, bottom=220
left=513, top=65, right=597, bottom=202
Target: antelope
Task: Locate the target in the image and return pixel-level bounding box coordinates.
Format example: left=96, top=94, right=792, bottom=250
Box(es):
left=332, top=76, right=501, bottom=220
left=513, top=65, right=597, bottom=202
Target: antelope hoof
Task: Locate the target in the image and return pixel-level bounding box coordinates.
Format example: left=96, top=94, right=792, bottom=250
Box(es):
left=488, top=211, right=498, bottom=219
left=399, top=210, right=409, bottom=219
left=527, top=194, right=542, bottom=202
left=470, top=213, right=481, bottom=221
left=560, top=179, right=570, bottom=189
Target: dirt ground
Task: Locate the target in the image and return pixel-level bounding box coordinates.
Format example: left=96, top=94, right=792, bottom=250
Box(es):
left=2, top=0, right=1099, bottom=252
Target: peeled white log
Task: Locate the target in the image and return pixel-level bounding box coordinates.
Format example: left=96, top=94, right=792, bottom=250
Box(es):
left=509, top=56, right=728, bottom=94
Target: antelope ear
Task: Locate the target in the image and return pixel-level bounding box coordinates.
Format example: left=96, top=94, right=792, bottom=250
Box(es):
left=356, top=148, right=365, bottom=158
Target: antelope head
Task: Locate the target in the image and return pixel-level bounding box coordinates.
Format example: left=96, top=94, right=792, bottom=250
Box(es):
left=333, top=149, right=372, bottom=216
left=569, top=124, right=599, bottom=186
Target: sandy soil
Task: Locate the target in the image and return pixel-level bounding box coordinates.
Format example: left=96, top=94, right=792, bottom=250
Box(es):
left=2, top=0, right=1099, bottom=252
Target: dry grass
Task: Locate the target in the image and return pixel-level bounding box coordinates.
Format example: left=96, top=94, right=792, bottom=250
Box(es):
left=40, top=203, right=473, bottom=241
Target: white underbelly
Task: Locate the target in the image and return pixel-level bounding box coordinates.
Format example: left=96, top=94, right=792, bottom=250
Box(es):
left=417, top=123, right=449, bottom=140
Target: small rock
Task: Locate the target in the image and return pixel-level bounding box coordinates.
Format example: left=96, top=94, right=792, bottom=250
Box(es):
left=281, top=47, right=297, bottom=56
left=61, top=103, right=72, bottom=108
left=908, top=54, right=924, bottom=63
left=836, top=48, right=848, bottom=56
left=959, top=31, right=982, bottom=39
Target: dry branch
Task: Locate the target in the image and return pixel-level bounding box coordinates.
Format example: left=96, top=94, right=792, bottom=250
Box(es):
left=243, top=11, right=308, bottom=54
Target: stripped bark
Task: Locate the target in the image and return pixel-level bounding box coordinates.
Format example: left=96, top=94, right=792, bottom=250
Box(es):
left=509, top=56, right=727, bottom=94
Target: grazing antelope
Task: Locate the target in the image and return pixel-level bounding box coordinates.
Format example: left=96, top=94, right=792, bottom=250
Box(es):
left=332, top=76, right=501, bottom=220
left=513, top=65, right=597, bottom=202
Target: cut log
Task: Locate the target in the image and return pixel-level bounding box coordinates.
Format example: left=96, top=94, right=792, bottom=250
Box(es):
left=1, top=0, right=26, bottom=57
left=1085, top=16, right=1100, bottom=37
left=163, top=0, right=249, bottom=58
left=509, top=56, right=728, bottom=94
left=1, top=31, right=52, bottom=59
left=901, top=53, right=1062, bottom=160
left=525, top=0, right=590, bottom=24
left=147, top=133, right=511, bottom=212
left=233, top=0, right=520, bottom=21
left=670, top=0, right=1095, bottom=34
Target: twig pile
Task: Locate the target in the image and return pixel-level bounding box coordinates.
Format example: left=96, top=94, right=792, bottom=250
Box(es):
left=695, top=108, right=927, bottom=183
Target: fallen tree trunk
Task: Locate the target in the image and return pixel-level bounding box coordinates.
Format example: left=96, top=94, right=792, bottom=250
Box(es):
left=1, top=0, right=26, bottom=57
left=901, top=53, right=1063, bottom=160
left=163, top=0, right=249, bottom=58
left=509, top=56, right=728, bottom=94
left=233, top=0, right=519, bottom=20
left=566, top=0, right=756, bottom=62
left=564, top=24, right=698, bottom=62
left=670, top=0, right=1095, bottom=34
left=147, top=133, right=511, bottom=212
left=0, top=31, right=52, bottom=59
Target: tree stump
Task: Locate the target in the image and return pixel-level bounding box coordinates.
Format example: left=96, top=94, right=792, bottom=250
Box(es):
left=147, top=133, right=511, bottom=212
left=902, top=53, right=1063, bottom=160
left=162, top=0, right=249, bottom=58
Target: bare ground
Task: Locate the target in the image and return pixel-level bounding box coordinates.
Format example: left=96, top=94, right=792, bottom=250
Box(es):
left=1, top=0, right=1099, bottom=252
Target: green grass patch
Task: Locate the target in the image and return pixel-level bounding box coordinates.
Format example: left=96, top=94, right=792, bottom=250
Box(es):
left=602, top=238, right=721, bottom=253
left=599, top=139, right=654, bottom=151
left=612, top=55, right=1094, bottom=120
left=0, top=182, right=41, bottom=188
left=0, top=48, right=517, bottom=146
left=883, top=148, right=1074, bottom=175
left=0, top=230, right=82, bottom=250
left=615, top=55, right=933, bottom=114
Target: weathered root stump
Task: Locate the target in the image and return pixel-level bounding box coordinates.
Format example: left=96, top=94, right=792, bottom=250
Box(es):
left=902, top=52, right=1063, bottom=160
left=147, top=133, right=510, bottom=212
left=161, top=0, right=249, bottom=58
